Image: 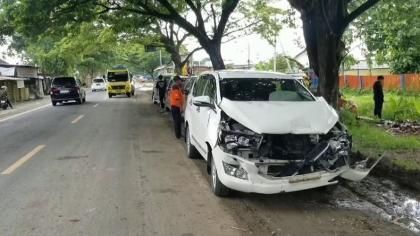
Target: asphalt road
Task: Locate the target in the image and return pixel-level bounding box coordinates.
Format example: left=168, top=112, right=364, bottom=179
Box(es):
left=0, top=89, right=414, bottom=236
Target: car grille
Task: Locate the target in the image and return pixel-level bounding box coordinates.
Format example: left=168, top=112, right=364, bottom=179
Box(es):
left=111, top=85, right=125, bottom=90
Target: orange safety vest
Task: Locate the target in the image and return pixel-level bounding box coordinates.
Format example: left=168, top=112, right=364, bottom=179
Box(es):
left=170, top=87, right=183, bottom=108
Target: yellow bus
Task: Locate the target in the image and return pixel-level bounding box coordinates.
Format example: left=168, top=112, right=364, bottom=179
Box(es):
left=107, top=66, right=135, bottom=98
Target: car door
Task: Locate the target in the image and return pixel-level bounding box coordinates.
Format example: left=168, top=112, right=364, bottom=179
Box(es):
left=188, top=75, right=208, bottom=153
left=194, top=74, right=217, bottom=149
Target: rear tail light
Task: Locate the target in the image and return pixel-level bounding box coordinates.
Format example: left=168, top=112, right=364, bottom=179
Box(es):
left=50, top=87, right=60, bottom=94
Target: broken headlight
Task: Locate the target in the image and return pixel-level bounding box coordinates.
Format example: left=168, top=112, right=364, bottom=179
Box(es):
left=218, top=119, right=262, bottom=153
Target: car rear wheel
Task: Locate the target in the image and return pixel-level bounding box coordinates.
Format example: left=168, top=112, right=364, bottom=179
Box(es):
left=108, top=94, right=113, bottom=98
left=77, top=98, right=82, bottom=104
left=126, top=92, right=131, bottom=98
left=210, top=152, right=230, bottom=197
left=52, top=101, right=57, bottom=106
left=185, top=126, right=199, bottom=159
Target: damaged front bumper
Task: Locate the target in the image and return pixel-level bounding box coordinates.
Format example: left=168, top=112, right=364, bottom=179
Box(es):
left=213, top=146, right=342, bottom=194
left=212, top=146, right=382, bottom=194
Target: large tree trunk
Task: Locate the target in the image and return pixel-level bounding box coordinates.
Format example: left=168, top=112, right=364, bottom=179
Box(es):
left=170, top=52, right=183, bottom=75
left=203, top=42, right=225, bottom=70
left=300, top=6, right=345, bottom=109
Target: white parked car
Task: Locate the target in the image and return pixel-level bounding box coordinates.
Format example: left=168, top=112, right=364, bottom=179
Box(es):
left=91, top=78, right=107, bottom=92
left=184, top=70, right=380, bottom=196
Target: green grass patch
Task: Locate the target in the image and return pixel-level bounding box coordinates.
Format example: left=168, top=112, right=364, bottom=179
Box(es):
left=341, top=110, right=420, bottom=171
left=341, top=88, right=420, bottom=121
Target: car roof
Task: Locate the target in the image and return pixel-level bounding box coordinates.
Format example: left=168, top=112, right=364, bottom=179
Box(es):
left=209, top=70, right=295, bottom=80
left=53, top=76, right=75, bottom=80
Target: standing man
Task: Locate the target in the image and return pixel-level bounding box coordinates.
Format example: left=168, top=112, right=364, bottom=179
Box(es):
left=373, top=75, right=384, bottom=119
left=0, top=86, right=13, bottom=109
left=169, top=76, right=184, bottom=139
left=155, top=75, right=167, bottom=112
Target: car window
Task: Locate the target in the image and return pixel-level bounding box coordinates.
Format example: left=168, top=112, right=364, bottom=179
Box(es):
left=192, top=76, right=208, bottom=97
left=202, top=75, right=216, bottom=103
left=220, top=78, right=314, bottom=101
left=93, top=79, right=104, bottom=83
left=52, top=77, right=76, bottom=87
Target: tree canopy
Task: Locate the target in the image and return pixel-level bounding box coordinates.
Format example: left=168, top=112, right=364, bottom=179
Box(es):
left=353, top=0, right=420, bottom=73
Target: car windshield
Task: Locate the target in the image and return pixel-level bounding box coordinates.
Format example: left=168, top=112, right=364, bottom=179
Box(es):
left=93, top=79, right=104, bottom=83
left=53, top=77, right=75, bottom=87
left=108, top=72, right=128, bottom=82
left=220, top=78, right=314, bottom=101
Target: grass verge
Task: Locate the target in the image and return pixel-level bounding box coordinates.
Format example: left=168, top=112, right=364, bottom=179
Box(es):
left=341, top=110, right=420, bottom=189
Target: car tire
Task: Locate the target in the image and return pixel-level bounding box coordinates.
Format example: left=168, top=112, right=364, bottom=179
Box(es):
left=82, top=97, right=86, bottom=103
left=126, top=92, right=131, bottom=98
left=52, top=101, right=57, bottom=106
left=209, top=151, right=230, bottom=197
left=185, top=126, right=199, bottom=159
left=109, top=94, right=113, bottom=98
left=77, top=98, right=82, bottom=104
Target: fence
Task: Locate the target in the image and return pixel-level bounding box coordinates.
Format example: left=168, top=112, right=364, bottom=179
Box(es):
left=339, top=74, right=420, bottom=92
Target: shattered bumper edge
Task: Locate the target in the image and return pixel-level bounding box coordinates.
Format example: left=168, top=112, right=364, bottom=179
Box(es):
left=212, top=147, right=345, bottom=194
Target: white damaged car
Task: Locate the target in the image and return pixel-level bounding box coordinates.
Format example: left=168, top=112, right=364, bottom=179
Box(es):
left=184, top=70, right=381, bottom=196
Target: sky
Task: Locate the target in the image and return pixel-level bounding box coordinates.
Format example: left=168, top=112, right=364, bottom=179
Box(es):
left=187, top=27, right=306, bottom=66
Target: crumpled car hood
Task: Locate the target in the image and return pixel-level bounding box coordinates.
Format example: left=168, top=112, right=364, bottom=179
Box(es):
left=219, top=98, right=338, bottom=134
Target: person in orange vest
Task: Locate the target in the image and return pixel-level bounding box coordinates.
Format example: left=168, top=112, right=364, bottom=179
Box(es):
left=169, top=76, right=184, bottom=138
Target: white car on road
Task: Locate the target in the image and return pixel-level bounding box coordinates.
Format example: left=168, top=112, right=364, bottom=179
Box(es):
left=91, top=78, right=107, bottom=92
left=184, top=70, right=380, bottom=196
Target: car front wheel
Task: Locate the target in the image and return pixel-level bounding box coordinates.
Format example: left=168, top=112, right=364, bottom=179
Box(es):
left=185, top=126, right=199, bottom=159
left=210, top=153, right=230, bottom=197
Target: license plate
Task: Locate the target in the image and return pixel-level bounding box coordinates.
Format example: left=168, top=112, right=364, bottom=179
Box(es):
left=96, top=84, right=101, bottom=86
left=60, top=89, right=69, bottom=94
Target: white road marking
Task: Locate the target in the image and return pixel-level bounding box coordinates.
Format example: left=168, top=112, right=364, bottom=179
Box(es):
left=93, top=103, right=99, bottom=108
left=71, top=115, right=85, bottom=124
left=1, top=145, right=46, bottom=175
left=0, top=104, right=51, bottom=123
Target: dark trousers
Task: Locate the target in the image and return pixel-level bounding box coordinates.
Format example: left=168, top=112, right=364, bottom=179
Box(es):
left=171, top=106, right=182, bottom=138
left=159, top=93, right=165, bottom=109
left=374, top=100, right=383, bottom=119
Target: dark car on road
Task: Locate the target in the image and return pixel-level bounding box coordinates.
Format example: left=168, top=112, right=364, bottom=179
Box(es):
left=50, top=76, right=86, bottom=106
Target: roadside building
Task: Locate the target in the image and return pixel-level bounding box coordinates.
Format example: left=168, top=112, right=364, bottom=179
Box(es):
left=0, top=61, right=44, bottom=102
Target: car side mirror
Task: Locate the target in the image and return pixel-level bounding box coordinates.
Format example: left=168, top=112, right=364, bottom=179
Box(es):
left=193, top=96, right=214, bottom=108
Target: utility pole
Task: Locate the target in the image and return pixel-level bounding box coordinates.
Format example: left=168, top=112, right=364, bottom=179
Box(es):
left=159, top=49, right=162, bottom=66
left=247, top=43, right=250, bottom=69
left=273, top=37, right=277, bottom=72
left=278, top=38, right=292, bottom=73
